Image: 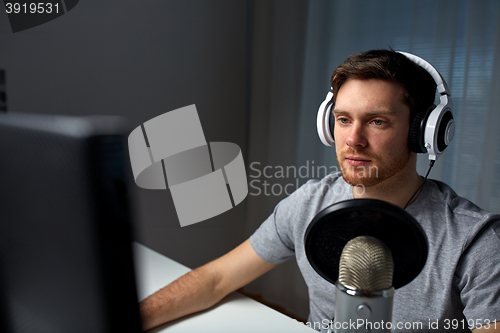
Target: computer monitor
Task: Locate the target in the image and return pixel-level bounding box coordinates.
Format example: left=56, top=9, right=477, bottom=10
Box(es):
left=0, top=112, right=142, bottom=332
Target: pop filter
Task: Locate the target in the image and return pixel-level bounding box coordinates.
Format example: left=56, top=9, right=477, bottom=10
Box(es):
left=304, top=199, right=428, bottom=289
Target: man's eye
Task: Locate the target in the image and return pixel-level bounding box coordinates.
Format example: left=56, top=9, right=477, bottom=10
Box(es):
left=372, top=119, right=384, bottom=126
left=338, top=118, right=349, bottom=124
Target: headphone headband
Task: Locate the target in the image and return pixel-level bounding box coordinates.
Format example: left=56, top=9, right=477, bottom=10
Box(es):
left=396, top=51, right=450, bottom=96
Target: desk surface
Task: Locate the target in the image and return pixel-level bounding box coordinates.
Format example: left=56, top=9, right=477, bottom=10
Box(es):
left=133, top=242, right=314, bottom=332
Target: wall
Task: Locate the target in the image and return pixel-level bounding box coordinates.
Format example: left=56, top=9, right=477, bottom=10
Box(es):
left=0, top=0, right=250, bottom=268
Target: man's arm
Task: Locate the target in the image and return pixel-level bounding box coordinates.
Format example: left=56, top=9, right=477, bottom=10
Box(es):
left=139, top=239, right=278, bottom=331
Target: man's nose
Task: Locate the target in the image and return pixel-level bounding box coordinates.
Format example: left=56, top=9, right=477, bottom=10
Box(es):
left=346, top=123, right=367, bottom=148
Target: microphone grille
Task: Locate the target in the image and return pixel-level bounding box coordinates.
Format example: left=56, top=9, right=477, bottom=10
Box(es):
left=338, top=236, right=394, bottom=291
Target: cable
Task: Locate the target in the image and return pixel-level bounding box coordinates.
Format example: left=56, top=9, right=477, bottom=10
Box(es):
left=404, top=160, right=435, bottom=209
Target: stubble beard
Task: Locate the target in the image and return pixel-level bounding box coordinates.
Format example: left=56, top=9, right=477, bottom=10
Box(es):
left=337, top=148, right=412, bottom=188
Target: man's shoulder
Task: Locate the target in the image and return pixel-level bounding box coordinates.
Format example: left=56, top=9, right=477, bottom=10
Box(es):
left=415, top=179, right=499, bottom=248
left=425, top=179, right=497, bottom=220
left=291, top=171, right=351, bottom=202
left=302, top=171, right=346, bottom=187
left=271, top=172, right=352, bottom=227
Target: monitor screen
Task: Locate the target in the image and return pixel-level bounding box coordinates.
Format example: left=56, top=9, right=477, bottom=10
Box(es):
left=0, top=112, right=142, bottom=332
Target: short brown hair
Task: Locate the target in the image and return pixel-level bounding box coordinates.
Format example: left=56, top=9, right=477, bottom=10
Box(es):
left=331, top=49, right=437, bottom=118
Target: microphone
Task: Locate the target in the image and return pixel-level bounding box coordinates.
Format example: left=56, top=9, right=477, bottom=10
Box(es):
left=329, top=236, right=394, bottom=333
left=304, top=199, right=428, bottom=333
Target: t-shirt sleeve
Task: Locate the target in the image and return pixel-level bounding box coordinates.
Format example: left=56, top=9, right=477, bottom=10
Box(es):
left=456, top=217, right=500, bottom=328
left=249, top=179, right=321, bottom=264
left=249, top=198, right=296, bottom=264
left=249, top=175, right=345, bottom=265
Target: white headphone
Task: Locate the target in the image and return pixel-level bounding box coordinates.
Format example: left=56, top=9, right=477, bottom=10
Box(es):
left=316, top=51, right=455, bottom=161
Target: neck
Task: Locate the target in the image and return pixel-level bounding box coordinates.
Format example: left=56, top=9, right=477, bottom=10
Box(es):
left=352, top=159, right=423, bottom=208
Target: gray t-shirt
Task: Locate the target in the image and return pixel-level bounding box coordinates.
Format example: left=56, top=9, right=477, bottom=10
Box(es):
left=249, top=172, right=500, bottom=332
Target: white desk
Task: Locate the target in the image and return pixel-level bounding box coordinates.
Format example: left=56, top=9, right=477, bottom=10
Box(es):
left=133, top=242, right=314, bottom=332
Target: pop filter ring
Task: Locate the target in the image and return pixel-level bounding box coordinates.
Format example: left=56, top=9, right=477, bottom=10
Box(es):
left=304, top=199, right=428, bottom=289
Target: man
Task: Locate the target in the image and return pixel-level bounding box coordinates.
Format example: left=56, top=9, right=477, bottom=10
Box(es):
left=139, top=50, right=500, bottom=332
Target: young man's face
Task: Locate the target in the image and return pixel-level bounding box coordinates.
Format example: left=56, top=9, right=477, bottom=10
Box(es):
left=333, top=79, right=413, bottom=188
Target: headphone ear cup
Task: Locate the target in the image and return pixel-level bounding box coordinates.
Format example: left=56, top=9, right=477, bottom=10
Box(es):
left=436, top=110, right=454, bottom=153
left=317, top=91, right=335, bottom=147
left=328, top=102, right=335, bottom=143
left=408, top=105, right=435, bottom=153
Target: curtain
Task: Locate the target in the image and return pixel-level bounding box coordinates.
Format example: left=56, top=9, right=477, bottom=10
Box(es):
left=245, top=0, right=500, bottom=320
